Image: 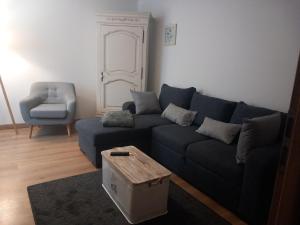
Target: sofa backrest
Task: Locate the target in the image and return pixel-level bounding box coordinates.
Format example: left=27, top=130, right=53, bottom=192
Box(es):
left=189, top=92, right=237, bottom=126
left=230, top=102, right=275, bottom=124
left=159, top=84, right=196, bottom=110
left=157, top=84, right=287, bottom=140
left=230, top=101, right=287, bottom=140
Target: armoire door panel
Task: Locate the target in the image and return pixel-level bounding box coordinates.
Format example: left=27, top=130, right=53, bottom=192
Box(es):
left=102, top=79, right=137, bottom=111
left=99, top=25, right=144, bottom=112
left=104, top=30, right=139, bottom=74
left=96, top=12, right=150, bottom=114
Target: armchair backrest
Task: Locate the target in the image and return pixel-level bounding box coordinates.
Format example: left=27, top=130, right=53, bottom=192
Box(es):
left=30, top=82, right=76, bottom=104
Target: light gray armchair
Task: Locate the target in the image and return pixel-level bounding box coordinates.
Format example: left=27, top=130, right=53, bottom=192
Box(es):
left=20, top=82, right=76, bottom=138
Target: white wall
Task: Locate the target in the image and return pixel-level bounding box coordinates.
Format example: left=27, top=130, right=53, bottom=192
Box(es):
left=1, top=0, right=299, bottom=126
left=0, top=0, right=137, bottom=125
left=139, top=0, right=300, bottom=112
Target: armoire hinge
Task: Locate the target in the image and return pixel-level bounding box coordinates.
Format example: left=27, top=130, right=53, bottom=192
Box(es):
left=141, top=67, right=144, bottom=80
left=142, top=30, right=145, bottom=43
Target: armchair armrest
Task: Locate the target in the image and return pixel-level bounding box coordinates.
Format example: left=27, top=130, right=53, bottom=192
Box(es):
left=65, top=99, right=76, bottom=121
left=122, top=101, right=136, bottom=114
left=63, top=84, right=76, bottom=122
left=238, top=143, right=281, bottom=225
left=19, top=96, right=43, bottom=122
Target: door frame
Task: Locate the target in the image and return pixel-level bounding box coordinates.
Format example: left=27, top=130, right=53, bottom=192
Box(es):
left=268, top=52, right=300, bottom=225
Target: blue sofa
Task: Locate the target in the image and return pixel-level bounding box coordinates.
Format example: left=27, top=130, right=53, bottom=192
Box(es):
left=76, top=84, right=284, bottom=225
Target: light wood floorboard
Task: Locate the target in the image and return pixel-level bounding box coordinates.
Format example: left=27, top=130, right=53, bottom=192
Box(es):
left=0, top=127, right=246, bottom=225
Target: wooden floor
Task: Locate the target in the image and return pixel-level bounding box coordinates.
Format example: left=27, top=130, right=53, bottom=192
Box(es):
left=0, top=127, right=246, bottom=225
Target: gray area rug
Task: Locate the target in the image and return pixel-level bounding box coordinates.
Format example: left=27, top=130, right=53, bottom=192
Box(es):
left=27, top=170, right=230, bottom=225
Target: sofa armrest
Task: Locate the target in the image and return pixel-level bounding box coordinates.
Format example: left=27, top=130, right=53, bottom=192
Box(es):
left=238, top=143, right=281, bottom=225
left=19, top=96, right=43, bottom=122
left=122, top=101, right=136, bottom=114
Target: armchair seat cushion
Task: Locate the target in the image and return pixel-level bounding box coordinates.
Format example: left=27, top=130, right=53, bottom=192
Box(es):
left=30, top=104, right=67, bottom=119
left=186, top=140, right=244, bottom=185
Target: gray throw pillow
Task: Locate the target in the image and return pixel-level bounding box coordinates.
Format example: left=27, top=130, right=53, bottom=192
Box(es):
left=196, top=117, right=241, bottom=144
left=161, top=103, right=197, bottom=126
left=102, top=110, right=134, bottom=128
left=236, top=112, right=281, bottom=164
left=131, top=91, right=162, bottom=115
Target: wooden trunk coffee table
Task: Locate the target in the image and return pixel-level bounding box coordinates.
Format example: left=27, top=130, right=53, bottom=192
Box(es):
left=101, top=146, right=172, bottom=224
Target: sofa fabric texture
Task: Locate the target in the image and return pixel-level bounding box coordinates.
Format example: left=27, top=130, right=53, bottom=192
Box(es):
left=190, top=93, right=237, bottom=125
left=152, top=124, right=208, bottom=155
left=76, top=85, right=283, bottom=225
left=76, top=114, right=172, bottom=167
left=236, top=113, right=282, bottom=164
left=76, top=115, right=171, bottom=147
left=230, top=101, right=275, bottom=124
left=186, top=140, right=244, bottom=186
left=131, top=91, right=162, bottom=114
left=238, top=144, right=281, bottom=225
left=183, top=159, right=241, bottom=211
left=159, top=84, right=196, bottom=110
left=196, top=117, right=241, bottom=144
left=161, top=103, right=197, bottom=126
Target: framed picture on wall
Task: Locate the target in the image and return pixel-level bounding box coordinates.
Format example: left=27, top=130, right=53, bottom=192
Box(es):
left=164, top=24, right=177, bottom=46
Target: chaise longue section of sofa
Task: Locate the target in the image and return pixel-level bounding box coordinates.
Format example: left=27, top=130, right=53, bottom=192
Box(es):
left=75, top=114, right=171, bottom=167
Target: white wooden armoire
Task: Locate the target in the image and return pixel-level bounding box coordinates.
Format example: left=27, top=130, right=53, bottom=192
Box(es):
left=96, top=12, right=150, bottom=114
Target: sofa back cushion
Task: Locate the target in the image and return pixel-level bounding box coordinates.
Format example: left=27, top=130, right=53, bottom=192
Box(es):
left=190, top=93, right=237, bottom=126
left=159, top=84, right=196, bottom=110
left=230, top=102, right=275, bottom=124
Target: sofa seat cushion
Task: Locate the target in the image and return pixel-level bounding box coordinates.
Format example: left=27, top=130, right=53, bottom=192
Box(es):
left=134, top=114, right=172, bottom=128
left=30, top=104, right=67, bottom=119
left=186, top=140, right=244, bottom=185
left=75, top=114, right=172, bottom=146
left=152, top=124, right=209, bottom=155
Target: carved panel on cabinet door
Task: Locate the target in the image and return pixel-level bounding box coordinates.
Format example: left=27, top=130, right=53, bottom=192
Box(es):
left=104, top=30, right=139, bottom=76
left=103, top=79, right=137, bottom=109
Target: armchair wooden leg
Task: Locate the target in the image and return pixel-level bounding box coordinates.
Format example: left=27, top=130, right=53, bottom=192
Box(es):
left=29, top=125, right=34, bottom=139
left=66, top=124, right=71, bottom=137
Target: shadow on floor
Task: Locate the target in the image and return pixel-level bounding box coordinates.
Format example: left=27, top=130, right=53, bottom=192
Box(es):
left=32, top=125, right=73, bottom=138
